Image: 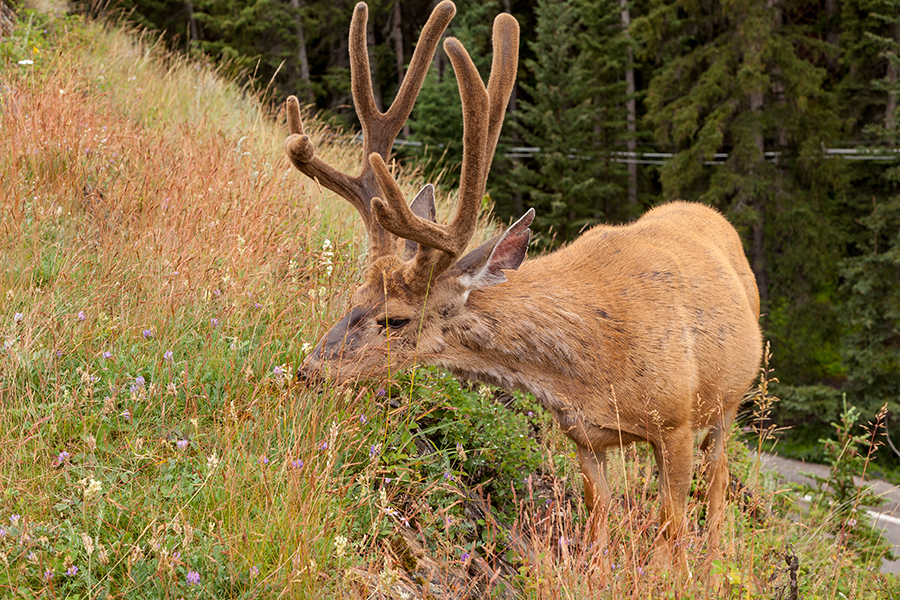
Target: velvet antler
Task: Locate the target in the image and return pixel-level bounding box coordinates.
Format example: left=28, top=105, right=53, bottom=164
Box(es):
left=370, top=13, right=520, bottom=287
left=284, top=1, right=456, bottom=263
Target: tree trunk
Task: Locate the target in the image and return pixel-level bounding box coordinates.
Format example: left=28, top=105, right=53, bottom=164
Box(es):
left=391, top=0, right=410, bottom=137
left=750, top=90, right=770, bottom=313
left=887, top=22, right=900, bottom=140
left=368, top=19, right=383, bottom=112
left=620, top=0, right=637, bottom=206
left=289, top=0, right=315, bottom=104
left=185, top=0, right=200, bottom=46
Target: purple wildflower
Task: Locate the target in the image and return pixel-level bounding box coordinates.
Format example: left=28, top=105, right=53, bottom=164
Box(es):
left=77, top=311, right=86, bottom=321
left=43, top=570, right=53, bottom=581
left=186, top=570, right=200, bottom=586
left=376, top=388, right=386, bottom=397
left=359, top=414, right=368, bottom=424
left=0, top=527, right=6, bottom=537
left=273, top=365, right=284, bottom=377
left=9, top=514, right=20, bottom=525
left=210, top=318, right=219, bottom=328
left=177, top=439, right=189, bottom=450
left=443, top=472, right=454, bottom=480
left=13, top=313, right=23, bottom=322
left=164, top=350, right=174, bottom=362
left=249, top=565, right=259, bottom=578
left=121, top=409, right=131, bottom=421
left=102, top=351, right=112, bottom=360
left=258, top=455, right=269, bottom=466
left=65, top=565, right=78, bottom=577
left=58, top=451, right=70, bottom=463
left=172, top=551, right=181, bottom=560
left=527, top=411, right=534, bottom=417
left=142, top=329, right=153, bottom=339
left=460, top=552, right=470, bottom=562
left=369, top=445, right=378, bottom=458
left=318, top=441, right=328, bottom=451
left=291, top=458, right=304, bottom=469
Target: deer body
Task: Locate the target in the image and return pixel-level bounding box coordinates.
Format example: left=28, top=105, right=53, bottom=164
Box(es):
left=434, top=201, right=761, bottom=446
left=286, top=0, right=762, bottom=557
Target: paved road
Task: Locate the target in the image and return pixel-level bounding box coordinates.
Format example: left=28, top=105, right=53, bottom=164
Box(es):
left=759, top=452, right=900, bottom=574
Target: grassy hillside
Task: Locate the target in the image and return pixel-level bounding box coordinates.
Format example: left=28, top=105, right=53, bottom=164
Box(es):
left=0, top=8, right=897, bottom=599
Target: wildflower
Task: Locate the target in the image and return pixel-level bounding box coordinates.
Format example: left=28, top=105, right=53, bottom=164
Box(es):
left=334, top=534, right=348, bottom=559
left=273, top=365, right=284, bottom=377
left=43, top=570, right=53, bottom=581
left=142, top=329, right=153, bottom=339
left=164, top=350, right=174, bottom=362
left=359, top=414, right=368, bottom=424
left=300, top=342, right=313, bottom=355
left=121, top=409, right=131, bottom=421
left=376, top=388, right=386, bottom=398
left=848, top=518, right=857, bottom=528
left=13, top=313, right=23, bottom=322
left=66, top=565, right=78, bottom=577
left=83, top=478, right=102, bottom=501
left=102, top=351, right=112, bottom=360
left=0, top=527, right=6, bottom=537
left=77, top=311, right=86, bottom=321
left=207, top=453, right=220, bottom=473
left=172, top=551, right=181, bottom=561
left=210, top=318, right=219, bottom=328
left=443, top=471, right=454, bottom=481
left=527, top=411, right=534, bottom=417
left=291, top=458, right=304, bottom=469
left=57, top=450, right=71, bottom=463
left=249, top=565, right=260, bottom=578
left=318, top=441, right=328, bottom=451
left=27, top=551, right=37, bottom=563
left=9, top=514, right=20, bottom=525
left=460, top=552, right=470, bottom=562
left=167, top=382, right=177, bottom=395
left=369, top=445, right=379, bottom=458
left=258, top=455, right=269, bottom=466
left=186, top=570, right=200, bottom=586
left=177, top=439, right=189, bottom=450
left=81, top=532, right=94, bottom=555
left=135, top=375, right=146, bottom=386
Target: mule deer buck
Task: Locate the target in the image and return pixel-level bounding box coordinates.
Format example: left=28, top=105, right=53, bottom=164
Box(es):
left=285, top=0, right=762, bottom=559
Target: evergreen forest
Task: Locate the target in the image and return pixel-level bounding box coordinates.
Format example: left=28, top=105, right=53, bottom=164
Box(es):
left=75, top=0, right=899, bottom=468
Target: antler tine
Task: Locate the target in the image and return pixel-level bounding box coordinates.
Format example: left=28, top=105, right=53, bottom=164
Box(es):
left=370, top=13, right=519, bottom=284
left=285, top=1, right=456, bottom=263
left=484, top=14, right=520, bottom=181
left=370, top=37, right=490, bottom=259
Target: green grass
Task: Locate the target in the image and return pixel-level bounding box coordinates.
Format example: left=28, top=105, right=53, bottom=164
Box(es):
left=0, top=8, right=898, bottom=599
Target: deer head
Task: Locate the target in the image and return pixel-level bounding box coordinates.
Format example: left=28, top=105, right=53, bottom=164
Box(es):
left=286, top=1, right=523, bottom=384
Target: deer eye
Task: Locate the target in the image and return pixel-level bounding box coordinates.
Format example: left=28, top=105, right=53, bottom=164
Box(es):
left=377, top=317, right=410, bottom=330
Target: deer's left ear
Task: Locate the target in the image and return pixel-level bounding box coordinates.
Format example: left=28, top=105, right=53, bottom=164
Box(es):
left=454, top=208, right=534, bottom=290
left=401, top=184, right=438, bottom=260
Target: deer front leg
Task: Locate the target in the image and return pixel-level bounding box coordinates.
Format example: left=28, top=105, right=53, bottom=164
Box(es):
left=576, top=444, right=610, bottom=548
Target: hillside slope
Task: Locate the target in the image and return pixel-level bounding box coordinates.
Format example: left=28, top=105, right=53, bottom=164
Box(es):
left=1, top=8, right=898, bottom=600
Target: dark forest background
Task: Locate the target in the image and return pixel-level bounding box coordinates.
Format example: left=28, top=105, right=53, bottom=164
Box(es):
left=73, top=0, right=898, bottom=466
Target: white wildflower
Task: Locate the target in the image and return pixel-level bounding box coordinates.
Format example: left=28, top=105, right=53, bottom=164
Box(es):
left=334, top=535, right=348, bottom=559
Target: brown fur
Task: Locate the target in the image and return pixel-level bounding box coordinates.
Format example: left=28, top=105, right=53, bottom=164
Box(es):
left=287, top=1, right=762, bottom=558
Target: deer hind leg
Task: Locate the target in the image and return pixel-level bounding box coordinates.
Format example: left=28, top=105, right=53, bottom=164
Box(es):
left=576, top=445, right=610, bottom=548
left=650, top=428, right=693, bottom=571
left=701, top=405, right=738, bottom=551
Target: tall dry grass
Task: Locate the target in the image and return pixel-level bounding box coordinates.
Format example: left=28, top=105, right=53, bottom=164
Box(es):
left=0, top=9, right=897, bottom=600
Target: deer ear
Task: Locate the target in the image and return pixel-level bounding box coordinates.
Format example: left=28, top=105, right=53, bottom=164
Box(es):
left=456, top=208, right=534, bottom=290
left=401, top=184, right=437, bottom=260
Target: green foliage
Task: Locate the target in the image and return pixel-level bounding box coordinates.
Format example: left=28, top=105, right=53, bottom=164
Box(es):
left=804, top=398, right=891, bottom=563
